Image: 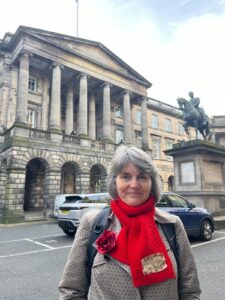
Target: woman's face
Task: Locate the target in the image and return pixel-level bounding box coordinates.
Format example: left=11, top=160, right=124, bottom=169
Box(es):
left=115, top=162, right=152, bottom=206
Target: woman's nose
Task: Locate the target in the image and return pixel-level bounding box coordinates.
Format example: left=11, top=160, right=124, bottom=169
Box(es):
left=129, top=177, right=139, bottom=187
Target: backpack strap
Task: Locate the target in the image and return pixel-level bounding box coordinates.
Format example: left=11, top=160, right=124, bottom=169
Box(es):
left=160, top=222, right=180, bottom=298
left=160, top=223, right=179, bottom=268
left=86, top=207, right=111, bottom=285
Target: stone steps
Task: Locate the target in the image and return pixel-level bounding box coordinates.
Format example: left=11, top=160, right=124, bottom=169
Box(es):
left=24, top=212, right=47, bottom=222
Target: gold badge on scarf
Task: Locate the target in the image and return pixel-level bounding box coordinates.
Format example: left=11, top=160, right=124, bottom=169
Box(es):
left=142, top=253, right=167, bottom=275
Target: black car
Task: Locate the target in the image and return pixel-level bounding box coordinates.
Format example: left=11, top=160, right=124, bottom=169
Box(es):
left=156, top=193, right=215, bottom=241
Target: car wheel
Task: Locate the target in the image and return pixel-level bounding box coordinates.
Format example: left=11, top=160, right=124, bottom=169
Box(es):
left=63, top=228, right=76, bottom=237
left=200, top=220, right=212, bottom=241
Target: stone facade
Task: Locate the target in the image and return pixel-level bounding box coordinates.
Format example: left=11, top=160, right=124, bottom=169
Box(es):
left=166, top=140, right=225, bottom=213
left=210, top=115, right=225, bottom=146
left=0, top=26, right=192, bottom=223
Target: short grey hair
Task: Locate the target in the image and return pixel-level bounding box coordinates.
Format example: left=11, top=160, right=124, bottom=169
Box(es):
left=106, top=145, right=161, bottom=202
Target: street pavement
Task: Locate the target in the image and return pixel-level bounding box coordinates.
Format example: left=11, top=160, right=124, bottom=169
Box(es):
left=0, top=221, right=225, bottom=300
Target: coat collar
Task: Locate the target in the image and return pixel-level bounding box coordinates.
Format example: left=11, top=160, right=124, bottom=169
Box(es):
left=154, top=208, right=177, bottom=224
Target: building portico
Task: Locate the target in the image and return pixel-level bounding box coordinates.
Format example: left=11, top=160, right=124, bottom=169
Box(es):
left=6, top=28, right=151, bottom=144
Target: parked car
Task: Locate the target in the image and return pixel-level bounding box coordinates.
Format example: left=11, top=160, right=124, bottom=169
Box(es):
left=58, top=193, right=110, bottom=236
left=156, top=193, right=215, bottom=241
left=54, top=194, right=82, bottom=218
left=58, top=192, right=214, bottom=241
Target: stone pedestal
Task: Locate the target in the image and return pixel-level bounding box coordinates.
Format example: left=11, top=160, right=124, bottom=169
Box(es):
left=165, top=139, right=225, bottom=213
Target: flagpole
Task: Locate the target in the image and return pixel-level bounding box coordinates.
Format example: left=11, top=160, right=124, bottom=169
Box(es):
left=76, top=0, right=79, bottom=37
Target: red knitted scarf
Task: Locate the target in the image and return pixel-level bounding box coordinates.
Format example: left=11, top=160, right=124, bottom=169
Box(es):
left=110, top=196, right=176, bottom=288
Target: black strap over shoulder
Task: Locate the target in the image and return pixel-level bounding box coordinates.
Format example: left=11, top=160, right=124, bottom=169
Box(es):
left=86, top=207, right=111, bottom=285
left=160, top=222, right=179, bottom=267
left=160, top=222, right=180, bottom=299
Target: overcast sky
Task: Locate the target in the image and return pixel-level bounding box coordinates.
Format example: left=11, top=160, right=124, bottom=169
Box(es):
left=1, top=0, right=225, bottom=117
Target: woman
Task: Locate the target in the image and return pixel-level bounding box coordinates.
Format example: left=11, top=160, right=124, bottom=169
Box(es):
left=59, top=145, right=201, bottom=299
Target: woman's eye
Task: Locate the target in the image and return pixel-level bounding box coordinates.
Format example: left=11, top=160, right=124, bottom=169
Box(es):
left=120, top=174, right=130, bottom=180
left=138, top=175, right=149, bottom=181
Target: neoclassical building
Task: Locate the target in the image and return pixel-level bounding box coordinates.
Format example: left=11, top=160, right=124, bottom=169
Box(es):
left=0, top=26, right=191, bottom=223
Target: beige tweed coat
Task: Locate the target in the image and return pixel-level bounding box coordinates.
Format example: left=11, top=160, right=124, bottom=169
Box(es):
left=59, top=208, right=201, bottom=300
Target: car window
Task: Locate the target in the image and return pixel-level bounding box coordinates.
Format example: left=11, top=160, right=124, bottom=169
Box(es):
left=64, top=196, right=83, bottom=203
left=167, top=195, right=189, bottom=208
left=156, top=196, right=170, bottom=207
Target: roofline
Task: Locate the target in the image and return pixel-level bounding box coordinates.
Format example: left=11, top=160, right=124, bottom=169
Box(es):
left=1, top=25, right=152, bottom=88
left=147, top=97, right=182, bottom=118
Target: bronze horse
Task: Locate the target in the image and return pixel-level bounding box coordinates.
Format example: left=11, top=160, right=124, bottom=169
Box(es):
left=177, top=97, right=211, bottom=140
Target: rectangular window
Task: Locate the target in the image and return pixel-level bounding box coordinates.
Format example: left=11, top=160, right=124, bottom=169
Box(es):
left=177, top=123, right=184, bottom=135
left=152, top=114, right=158, bottom=129
left=152, top=137, right=161, bottom=159
left=136, top=110, right=141, bottom=124
left=165, top=118, right=172, bottom=132
left=27, top=108, right=37, bottom=128
left=115, top=105, right=123, bottom=118
left=135, top=131, right=142, bottom=147
left=165, top=139, right=173, bottom=161
left=28, top=75, right=37, bottom=92
left=116, top=128, right=124, bottom=144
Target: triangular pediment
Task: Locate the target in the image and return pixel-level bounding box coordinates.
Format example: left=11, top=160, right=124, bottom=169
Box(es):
left=45, top=36, right=129, bottom=74
left=13, top=26, right=151, bottom=87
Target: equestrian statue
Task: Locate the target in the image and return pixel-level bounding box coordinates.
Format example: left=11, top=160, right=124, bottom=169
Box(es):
left=177, top=91, right=211, bottom=140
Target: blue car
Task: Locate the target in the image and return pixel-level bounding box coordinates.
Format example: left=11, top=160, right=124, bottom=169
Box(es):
left=156, top=192, right=215, bottom=241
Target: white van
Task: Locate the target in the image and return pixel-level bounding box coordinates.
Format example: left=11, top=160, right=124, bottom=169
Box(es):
left=58, top=193, right=110, bottom=236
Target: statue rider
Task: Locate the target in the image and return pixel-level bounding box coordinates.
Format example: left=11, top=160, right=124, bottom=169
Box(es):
left=188, top=91, right=207, bottom=126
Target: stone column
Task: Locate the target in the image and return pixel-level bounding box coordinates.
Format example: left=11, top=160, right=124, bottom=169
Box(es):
left=78, top=73, right=88, bottom=136
left=45, top=170, right=62, bottom=211
left=15, top=51, right=30, bottom=125
left=89, top=94, right=96, bottom=140
left=141, top=97, right=149, bottom=149
left=0, top=165, right=7, bottom=208
left=123, top=90, right=132, bottom=144
left=79, top=170, right=91, bottom=194
left=0, top=168, right=26, bottom=223
left=36, top=106, right=41, bottom=129
left=0, top=57, right=11, bottom=132
left=41, top=78, right=50, bottom=130
left=102, top=82, right=112, bottom=140
left=65, top=84, right=74, bottom=135
left=7, top=66, right=18, bottom=128
left=0, top=85, right=9, bottom=132
left=49, top=63, right=62, bottom=132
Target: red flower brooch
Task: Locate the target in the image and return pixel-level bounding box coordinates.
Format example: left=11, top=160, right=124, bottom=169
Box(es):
left=95, top=230, right=116, bottom=254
